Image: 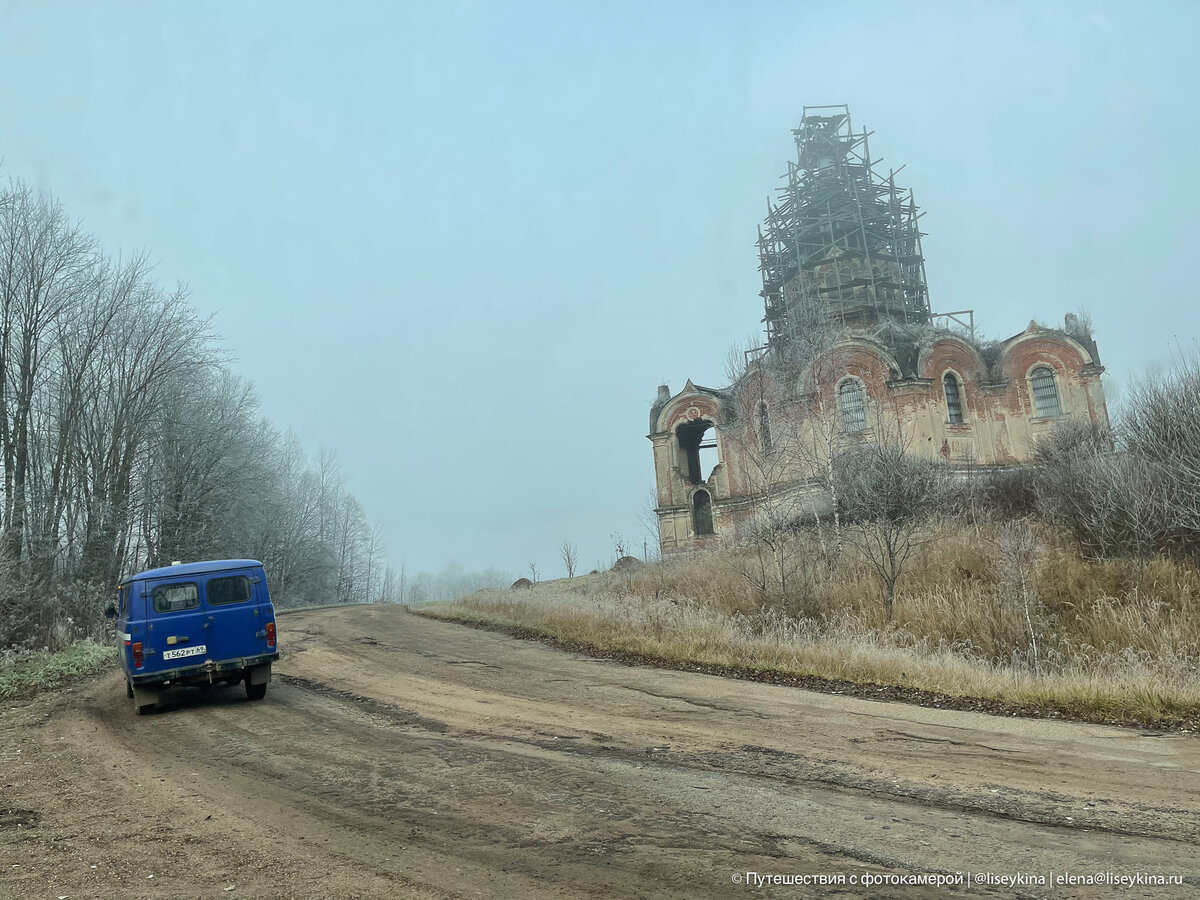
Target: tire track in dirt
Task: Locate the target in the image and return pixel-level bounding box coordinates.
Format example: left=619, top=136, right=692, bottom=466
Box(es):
left=3, top=605, right=1198, bottom=899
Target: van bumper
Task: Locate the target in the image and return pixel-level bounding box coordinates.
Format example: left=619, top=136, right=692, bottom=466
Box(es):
left=130, top=652, right=280, bottom=686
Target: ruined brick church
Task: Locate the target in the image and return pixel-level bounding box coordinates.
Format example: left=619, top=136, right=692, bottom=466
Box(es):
left=649, top=106, right=1109, bottom=554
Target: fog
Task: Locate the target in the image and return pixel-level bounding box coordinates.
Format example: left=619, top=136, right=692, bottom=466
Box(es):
left=2, top=1, right=1197, bottom=581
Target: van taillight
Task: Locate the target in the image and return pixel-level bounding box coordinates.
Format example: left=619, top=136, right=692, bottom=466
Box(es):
left=265, top=621, right=276, bottom=648
left=132, top=642, right=144, bottom=668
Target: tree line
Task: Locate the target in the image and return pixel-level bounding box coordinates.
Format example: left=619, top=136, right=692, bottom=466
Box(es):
left=0, top=180, right=400, bottom=648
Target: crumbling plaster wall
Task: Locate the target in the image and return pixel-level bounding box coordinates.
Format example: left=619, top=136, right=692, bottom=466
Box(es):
left=649, top=324, right=1109, bottom=554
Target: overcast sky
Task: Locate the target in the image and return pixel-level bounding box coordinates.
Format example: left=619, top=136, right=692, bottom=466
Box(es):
left=2, top=1, right=1198, bottom=577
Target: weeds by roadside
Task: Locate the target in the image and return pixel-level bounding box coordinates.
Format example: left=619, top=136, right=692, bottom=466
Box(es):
left=0, top=641, right=118, bottom=701
left=424, top=525, right=1200, bottom=730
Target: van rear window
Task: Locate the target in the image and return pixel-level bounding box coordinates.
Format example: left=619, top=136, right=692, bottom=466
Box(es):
left=153, top=583, right=199, bottom=613
left=207, top=575, right=251, bottom=606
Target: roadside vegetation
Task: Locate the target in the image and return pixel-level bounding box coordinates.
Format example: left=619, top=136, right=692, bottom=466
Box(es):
left=0, top=179, right=402, bottom=652
left=0, top=640, right=116, bottom=700
left=428, top=350, right=1200, bottom=729
left=427, top=528, right=1200, bottom=727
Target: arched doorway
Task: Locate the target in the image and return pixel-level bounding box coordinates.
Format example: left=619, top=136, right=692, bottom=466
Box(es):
left=693, top=489, right=714, bottom=536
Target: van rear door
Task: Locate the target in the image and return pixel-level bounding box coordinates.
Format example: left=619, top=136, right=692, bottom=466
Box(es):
left=201, top=569, right=267, bottom=663
left=144, top=579, right=209, bottom=674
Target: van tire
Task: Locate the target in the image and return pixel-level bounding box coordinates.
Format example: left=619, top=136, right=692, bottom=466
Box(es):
left=135, top=701, right=156, bottom=715
left=246, top=681, right=267, bottom=701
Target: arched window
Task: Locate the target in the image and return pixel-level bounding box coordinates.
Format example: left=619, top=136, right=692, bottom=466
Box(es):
left=1030, top=366, right=1060, bottom=418
left=838, top=379, right=866, bottom=432
left=943, top=372, right=963, bottom=425
left=759, top=403, right=772, bottom=451
left=692, top=490, right=714, bottom=536
left=676, top=419, right=719, bottom=485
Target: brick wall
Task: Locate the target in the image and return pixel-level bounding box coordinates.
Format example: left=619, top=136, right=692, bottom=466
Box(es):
left=648, top=323, right=1108, bottom=554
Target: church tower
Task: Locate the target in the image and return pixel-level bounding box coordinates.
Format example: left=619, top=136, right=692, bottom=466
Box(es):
left=757, top=105, right=931, bottom=345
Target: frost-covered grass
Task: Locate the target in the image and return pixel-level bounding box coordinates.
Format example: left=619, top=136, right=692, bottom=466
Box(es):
left=426, top=529, right=1200, bottom=728
left=0, top=640, right=118, bottom=700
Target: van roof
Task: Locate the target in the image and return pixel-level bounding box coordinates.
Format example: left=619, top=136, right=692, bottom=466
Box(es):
left=121, top=559, right=263, bottom=584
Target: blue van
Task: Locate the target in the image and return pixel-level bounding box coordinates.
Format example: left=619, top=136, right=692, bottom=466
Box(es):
left=106, top=559, right=279, bottom=715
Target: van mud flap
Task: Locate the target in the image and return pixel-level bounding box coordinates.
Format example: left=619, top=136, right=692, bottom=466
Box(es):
left=247, top=663, right=272, bottom=685
left=132, top=685, right=162, bottom=713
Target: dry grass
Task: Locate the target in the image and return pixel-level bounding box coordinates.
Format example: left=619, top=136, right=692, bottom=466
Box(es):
left=427, top=524, right=1200, bottom=727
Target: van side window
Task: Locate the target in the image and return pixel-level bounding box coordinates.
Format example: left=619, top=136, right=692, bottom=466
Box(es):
left=118, top=588, right=127, bottom=616
left=207, top=575, right=251, bottom=606
left=153, top=583, right=199, bottom=613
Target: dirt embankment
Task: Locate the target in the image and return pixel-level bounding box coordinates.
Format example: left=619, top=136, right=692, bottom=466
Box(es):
left=3, top=605, right=1198, bottom=899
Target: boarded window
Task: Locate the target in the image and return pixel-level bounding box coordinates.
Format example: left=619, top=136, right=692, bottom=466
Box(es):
left=943, top=373, right=963, bottom=424
left=838, top=379, right=866, bottom=432
left=153, top=582, right=199, bottom=614
left=759, top=403, right=772, bottom=451
left=1031, top=366, right=1060, bottom=418
left=693, top=490, right=714, bottom=536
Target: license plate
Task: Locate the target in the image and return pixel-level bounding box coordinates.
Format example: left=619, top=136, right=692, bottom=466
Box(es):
left=162, top=644, right=206, bottom=661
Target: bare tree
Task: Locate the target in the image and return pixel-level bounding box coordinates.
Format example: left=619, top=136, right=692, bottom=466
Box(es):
left=720, top=301, right=851, bottom=600
left=638, top=487, right=661, bottom=561
left=559, top=540, right=578, bottom=578
left=76, top=282, right=213, bottom=584
left=609, top=532, right=628, bottom=562
left=995, top=521, right=1041, bottom=673
left=363, top=523, right=385, bottom=602
left=834, top=437, right=953, bottom=618
left=0, top=186, right=95, bottom=568
left=0, top=178, right=398, bottom=644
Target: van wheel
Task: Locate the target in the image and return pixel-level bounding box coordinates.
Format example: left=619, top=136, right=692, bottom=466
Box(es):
left=246, top=681, right=267, bottom=701
left=126, top=679, right=134, bottom=699
left=135, top=701, right=156, bottom=715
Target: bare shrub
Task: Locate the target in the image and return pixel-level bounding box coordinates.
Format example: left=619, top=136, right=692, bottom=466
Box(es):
left=1034, top=352, right=1200, bottom=572
left=1121, top=351, right=1200, bottom=563
left=431, top=556, right=1200, bottom=725
left=834, top=441, right=954, bottom=618
left=974, top=467, right=1039, bottom=522
left=1034, top=420, right=1163, bottom=570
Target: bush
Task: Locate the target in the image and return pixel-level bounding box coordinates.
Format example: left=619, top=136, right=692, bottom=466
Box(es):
left=1, top=581, right=114, bottom=651
left=1033, top=358, right=1200, bottom=569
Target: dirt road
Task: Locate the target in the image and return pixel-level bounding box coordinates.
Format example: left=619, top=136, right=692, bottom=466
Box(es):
left=3, top=606, right=1198, bottom=899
